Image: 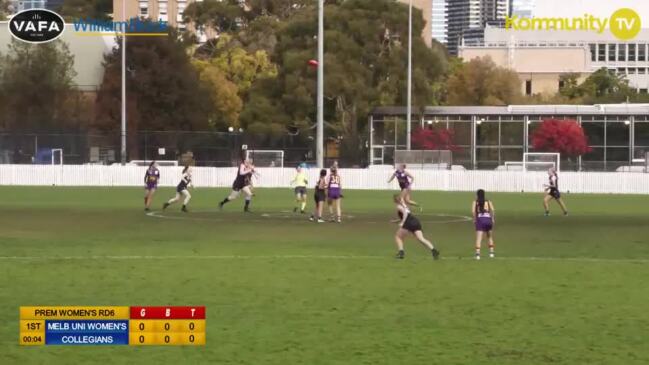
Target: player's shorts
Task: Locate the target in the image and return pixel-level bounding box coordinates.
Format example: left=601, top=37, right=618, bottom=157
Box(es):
left=549, top=188, right=561, bottom=199
left=232, top=181, right=245, bottom=191
left=295, top=187, right=307, bottom=196
left=399, top=182, right=410, bottom=190
left=314, top=190, right=326, bottom=203
left=145, top=183, right=157, bottom=191
left=328, top=188, right=341, bottom=200
left=475, top=217, right=493, bottom=232
left=403, top=216, right=422, bottom=233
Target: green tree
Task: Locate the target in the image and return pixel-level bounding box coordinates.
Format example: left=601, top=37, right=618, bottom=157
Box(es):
left=95, top=27, right=211, bottom=157
left=0, top=0, right=10, bottom=20
left=446, top=56, right=522, bottom=106
left=0, top=40, right=80, bottom=131
left=244, top=0, right=446, bottom=163
left=57, top=0, right=112, bottom=21
left=193, top=59, right=243, bottom=128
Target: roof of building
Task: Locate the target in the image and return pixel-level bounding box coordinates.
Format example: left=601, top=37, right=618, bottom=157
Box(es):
left=372, top=104, right=649, bottom=116
left=0, top=22, right=116, bottom=91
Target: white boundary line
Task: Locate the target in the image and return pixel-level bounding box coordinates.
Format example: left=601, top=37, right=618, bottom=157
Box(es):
left=145, top=211, right=473, bottom=224
left=0, top=255, right=647, bottom=264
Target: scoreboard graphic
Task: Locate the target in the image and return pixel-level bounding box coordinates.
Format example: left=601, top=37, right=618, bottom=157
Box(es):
left=20, top=306, right=205, bottom=346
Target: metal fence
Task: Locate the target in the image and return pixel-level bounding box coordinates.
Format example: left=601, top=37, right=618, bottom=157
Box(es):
left=0, top=131, right=314, bottom=167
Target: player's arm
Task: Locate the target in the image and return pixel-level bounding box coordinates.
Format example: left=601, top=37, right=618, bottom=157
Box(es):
left=405, top=171, right=414, bottom=183
left=399, top=207, right=408, bottom=227
left=387, top=172, right=395, bottom=183
left=471, top=201, right=477, bottom=221
left=489, top=201, right=495, bottom=223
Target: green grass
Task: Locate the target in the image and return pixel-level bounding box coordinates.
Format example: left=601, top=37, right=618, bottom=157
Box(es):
left=1, top=186, right=649, bottom=365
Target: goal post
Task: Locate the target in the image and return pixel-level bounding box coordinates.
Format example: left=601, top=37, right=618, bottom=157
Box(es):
left=523, top=153, right=560, bottom=172
left=245, top=150, right=285, bottom=168
left=51, top=149, right=63, bottom=165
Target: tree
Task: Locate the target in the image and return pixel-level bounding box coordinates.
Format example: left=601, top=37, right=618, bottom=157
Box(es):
left=411, top=126, right=457, bottom=151
left=193, top=59, right=243, bottom=129
left=57, top=0, right=112, bottom=21
left=183, top=0, right=247, bottom=33
left=446, top=56, right=522, bottom=106
left=531, top=119, right=591, bottom=157
left=95, top=26, right=211, bottom=158
left=0, top=0, right=10, bottom=20
left=244, top=0, right=446, bottom=163
left=0, top=40, right=80, bottom=131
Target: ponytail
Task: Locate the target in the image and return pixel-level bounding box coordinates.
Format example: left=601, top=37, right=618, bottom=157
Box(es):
left=476, top=189, right=486, bottom=214
left=182, top=165, right=189, bottom=174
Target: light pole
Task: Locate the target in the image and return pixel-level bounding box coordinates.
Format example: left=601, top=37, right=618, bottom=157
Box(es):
left=406, top=0, right=412, bottom=150
left=316, top=0, right=324, bottom=168
left=120, top=0, right=127, bottom=165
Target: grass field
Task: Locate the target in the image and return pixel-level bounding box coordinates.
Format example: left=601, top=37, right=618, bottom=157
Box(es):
left=1, top=186, right=649, bottom=365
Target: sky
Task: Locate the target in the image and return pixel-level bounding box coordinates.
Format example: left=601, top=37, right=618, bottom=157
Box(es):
left=533, top=0, right=649, bottom=27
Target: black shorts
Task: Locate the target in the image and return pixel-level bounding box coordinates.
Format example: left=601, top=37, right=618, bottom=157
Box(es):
left=402, top=217, right=422, bottom=233
left=314, top=190, right=326, bottom=203
left=295, top=187, right=307, bottom=196
left=549, top=188, right=561, bottom=199
left=232, top=182, right=249, bottom=192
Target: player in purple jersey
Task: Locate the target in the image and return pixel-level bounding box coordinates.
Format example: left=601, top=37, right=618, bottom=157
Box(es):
left=326, top=166, right=343, bottom=222
left=387, top=164, right=418, bottom=207
left=143, top=161, right=160, bottom=211
left=543, top=167, right=568, bottom=216
left=163, top=165, right=192, bottom=212
left=472, top=189, right=495, bottom=260
left=391, top=195, right=440, bottom=260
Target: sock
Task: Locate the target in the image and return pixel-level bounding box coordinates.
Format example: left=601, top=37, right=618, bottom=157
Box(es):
left=221, top=198, right=230, bottom=205
left=300, top=201, right=306, bottom=211
left=475, top=247, right=481, bottom=257
left=244, top=197, right=251, bottom=209
left=488, top=243, right=495, bottom=254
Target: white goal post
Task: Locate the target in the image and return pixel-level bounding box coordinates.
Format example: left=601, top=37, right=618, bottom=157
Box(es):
left=523, top=153, right=560, bottom=172
left=245, top=150, right=285, bottom=168
left=51, top=149, right=63, bottom=165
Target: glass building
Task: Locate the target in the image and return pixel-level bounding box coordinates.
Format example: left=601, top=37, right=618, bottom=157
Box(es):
left=369, top=104, right=649, bottom=171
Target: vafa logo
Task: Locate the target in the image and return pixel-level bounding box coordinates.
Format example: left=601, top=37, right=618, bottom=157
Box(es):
left=9, top=9, right=65, bottom=44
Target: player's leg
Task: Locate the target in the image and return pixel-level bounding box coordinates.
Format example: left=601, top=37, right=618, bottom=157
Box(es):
left=413, top=230, right=440, bottom=259
left=394, top=228, right=407, bottom=259
left=300, top=191, right=307, bottom=213
left=243, top=186, right=253, bottom=212
left=163, top=192, right=180, bottom=210
left=293, top=190, right=301, bottom=213
left=475, top=230, right=483, bottom=260
left=220, top=190, right=240, bottom=209
left=181, top=190, right=191, bottom=212
left=327, top=199, right=334, bottom=221
left=543, top=194, right=551, bottom=215
left=335, top=198, right=341, bottom=222
left=486, top=231, right=495, bottom=258
left=556, top=198, right=568, bottom=215
left=403, top=189, right=418, bottom=207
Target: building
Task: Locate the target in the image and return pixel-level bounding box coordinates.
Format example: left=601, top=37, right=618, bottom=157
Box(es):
left=508, top=0, right=535, bottom=18
left=447, top=0, right=508, bottom=55
left=459, top=27, right=649, bottom=95
left=0, top=22, right=114, bottom=93
left=431, top=0, right=447, bottom=44
left=397, top=0, right=433, bottom=47
left=369, top=104, right=649, bottom=171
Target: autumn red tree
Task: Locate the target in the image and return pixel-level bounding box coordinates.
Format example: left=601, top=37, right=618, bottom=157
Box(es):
left=411, top=127, right=458, bottom=151
left=531, top=119, right=592, bottom=157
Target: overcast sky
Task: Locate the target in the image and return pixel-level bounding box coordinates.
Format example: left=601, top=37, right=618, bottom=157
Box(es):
left=534, top=0, right=649, bottom=27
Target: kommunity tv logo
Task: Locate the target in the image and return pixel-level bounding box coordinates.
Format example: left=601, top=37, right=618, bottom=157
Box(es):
left=506, top=8, right=642, bottom=40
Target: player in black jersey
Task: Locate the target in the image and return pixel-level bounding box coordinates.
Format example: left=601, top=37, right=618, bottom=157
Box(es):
left=219, top=159, right=256, bottom=212
left=162, top=165, right=192, bottom=212
left=543, top=167, right=568, bottom=216
left=391, top=194, right=440, bottom=259
left=309, top=169, right=328, bottom=223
